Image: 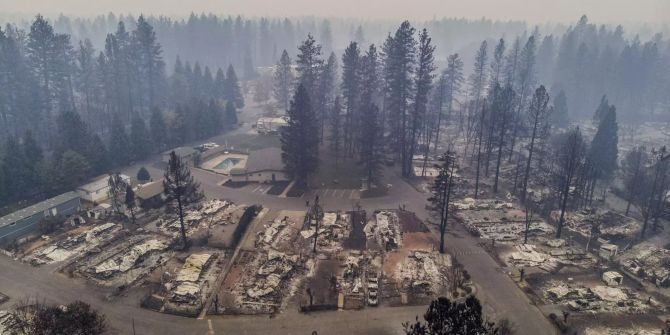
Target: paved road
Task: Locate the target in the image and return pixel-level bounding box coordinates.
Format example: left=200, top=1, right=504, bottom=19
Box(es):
left=439, top=227, right=554, bottom=334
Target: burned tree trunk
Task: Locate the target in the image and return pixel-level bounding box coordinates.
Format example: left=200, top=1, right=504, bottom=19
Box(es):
left=474, top=101, right=487, bottom=198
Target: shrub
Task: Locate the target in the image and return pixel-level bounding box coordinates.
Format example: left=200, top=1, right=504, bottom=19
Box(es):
left=137, top=166, right=151, bottom=182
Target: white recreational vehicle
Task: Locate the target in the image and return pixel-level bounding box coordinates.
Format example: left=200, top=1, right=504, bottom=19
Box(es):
left=256, top=117, right=289, bottom=134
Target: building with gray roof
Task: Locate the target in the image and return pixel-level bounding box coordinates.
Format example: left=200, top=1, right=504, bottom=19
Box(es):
left=230, top=147, right=289, bottom=183
left=0, top=191, right=81, bottom=246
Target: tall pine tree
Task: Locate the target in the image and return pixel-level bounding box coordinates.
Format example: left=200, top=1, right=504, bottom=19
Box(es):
left=341, top=42, right=361, bottom=155
left=406, top=28, right=436, bottom=177
left=383, top=21, right=416, bottom=174
left=223, top=64, right=244, bottom=108
left=150, top=107, right=168, bottom=152
left=588, top=105, right=619, bottom=185
left=281, top=84, right=319, bottom=187
left=164, top=151, right=203, bottom=249
left=329, top=96, right=343, bottom=168
left=108, top=114, right=131, bottom=165
left=360, top=103, right=384, bottom=189
left=130, top=114, right=152, bottom=161
left=273, top=50, right=294, bottom=112
left=133, top=15, right=165, bottom=112
left=295, top=34, right=323, bottom=102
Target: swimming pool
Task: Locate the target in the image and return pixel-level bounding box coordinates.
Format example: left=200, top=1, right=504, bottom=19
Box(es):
left=215, top=158, right=241, bottom=170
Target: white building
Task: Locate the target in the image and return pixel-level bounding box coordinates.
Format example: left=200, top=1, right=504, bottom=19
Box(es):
left=229, top=147, right=289, bottom=183
left=77, top=174, right=131, bottom=203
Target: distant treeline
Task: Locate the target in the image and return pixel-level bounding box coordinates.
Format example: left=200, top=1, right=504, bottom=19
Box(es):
left=6, top=13, right=666, bottom=121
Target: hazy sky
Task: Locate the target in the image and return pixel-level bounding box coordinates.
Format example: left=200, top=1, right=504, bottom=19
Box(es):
left=1, top=0, right=669, bottom=24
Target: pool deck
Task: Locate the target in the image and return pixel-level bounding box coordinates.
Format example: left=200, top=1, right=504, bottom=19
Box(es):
left=201, top=153, right=248, bottom=174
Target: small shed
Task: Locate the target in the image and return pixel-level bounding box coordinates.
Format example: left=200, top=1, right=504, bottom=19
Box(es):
left=77, top=174, right=130, bottom=203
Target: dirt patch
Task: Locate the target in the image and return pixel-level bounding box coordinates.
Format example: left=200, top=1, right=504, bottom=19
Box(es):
left=403, top=232, right=435, bottom=250
left=222, top=251, right=254, bottom=290
left=304, top=259, right=340, bottom=306
left=343, top=211, right=366, bottom=250
left=397, top=211, right=429, bottom=233
left=218, top=250, right=255, bottom=313
left=382, top=232, right=435, bottom=275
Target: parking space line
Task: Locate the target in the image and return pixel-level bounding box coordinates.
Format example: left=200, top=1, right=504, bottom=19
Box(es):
left=207, top=319, right=215, bottom=335
left=348, top=190, right=355, bottom=199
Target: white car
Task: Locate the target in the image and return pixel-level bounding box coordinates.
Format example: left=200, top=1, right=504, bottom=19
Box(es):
left=367, top=274, right=379, bottom=306
left=368, top=289, right=378, bottom=306
left=368, top=277, right=379, bottom=290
